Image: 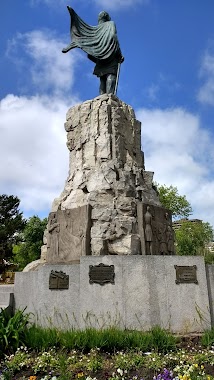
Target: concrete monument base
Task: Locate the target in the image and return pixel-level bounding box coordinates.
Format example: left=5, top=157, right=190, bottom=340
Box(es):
left=14, top=256, right=211, bottom=333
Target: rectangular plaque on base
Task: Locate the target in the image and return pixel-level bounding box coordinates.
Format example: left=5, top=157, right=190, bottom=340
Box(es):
left=49, top=270, right=69, bottom=290
left=175, top=265, right=198, bottom=284
left=89, top=263, right=115, bottom=285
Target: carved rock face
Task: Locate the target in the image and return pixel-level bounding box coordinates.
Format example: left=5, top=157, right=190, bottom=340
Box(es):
left=46, top=207, right=91, bottom=263
left=44, top=94, right=174, bottom=260
left=137, top=203, right=175, bottom=256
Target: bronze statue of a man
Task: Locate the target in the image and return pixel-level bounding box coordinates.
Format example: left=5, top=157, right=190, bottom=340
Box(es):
left=62, top=7, right=124, bottom=95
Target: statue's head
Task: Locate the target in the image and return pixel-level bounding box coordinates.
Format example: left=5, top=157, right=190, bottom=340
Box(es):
left=98, top=11, right=111, bottom=24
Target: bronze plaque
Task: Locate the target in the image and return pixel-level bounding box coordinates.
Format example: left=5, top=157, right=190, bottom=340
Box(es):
left=89, top=263, right=115, bottom=285
left=175, top=265, right=198, bottom=284
left=49, top=270, right=69, bottom=290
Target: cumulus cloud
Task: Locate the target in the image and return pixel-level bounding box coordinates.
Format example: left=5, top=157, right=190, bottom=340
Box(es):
left=7, top=30, right=80, bottom=97
left=136, top=107, right=214, bottom=226
left=0, top=94, right=70, bottom=214
left=1, top=30, right=81, bottom=216
left=198, top=50, right=214, bottom=106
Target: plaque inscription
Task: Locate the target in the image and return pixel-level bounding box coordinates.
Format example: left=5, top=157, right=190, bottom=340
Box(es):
left=49, top=270, right=69, bottom=290
left=175, top=265, right=198, bottom=284
left=89, top=263, right=115, bottom=285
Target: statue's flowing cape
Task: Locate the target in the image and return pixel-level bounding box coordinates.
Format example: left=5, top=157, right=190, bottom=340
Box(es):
left=62, top=7, right=120, bottom=60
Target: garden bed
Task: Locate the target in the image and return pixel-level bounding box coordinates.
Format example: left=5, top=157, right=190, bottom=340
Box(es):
left=1, top=336, right=214, bottom=380
left=1, top=309, right=214, bottom=380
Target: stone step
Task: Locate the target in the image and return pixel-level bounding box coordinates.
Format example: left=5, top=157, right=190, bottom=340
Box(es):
left=0, top=284, right=14, bottom=293
left=0, top=286, right=14, bottom=312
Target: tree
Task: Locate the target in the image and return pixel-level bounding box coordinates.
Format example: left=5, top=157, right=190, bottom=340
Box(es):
left=175, top=221, right=213, bottom=257
left=0, top=195, right=26, bottom=260
left=12, top=215, right=47, bottom=270
left=157, top=184, right=192, bottom=219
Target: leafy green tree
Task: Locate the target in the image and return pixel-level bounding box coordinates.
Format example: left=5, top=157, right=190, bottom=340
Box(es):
left=13, top=216, right=47, bottom=270
left=0, top=195, right=26, bottom=260
left=156, top=184, right=213, bottom=260
left=175, top=221, right=213, bottom=257
left=157, top=184, right=192, bottom=219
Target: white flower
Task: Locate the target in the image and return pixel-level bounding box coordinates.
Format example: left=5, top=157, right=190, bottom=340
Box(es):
left=117, top=368, right=123, bottom=376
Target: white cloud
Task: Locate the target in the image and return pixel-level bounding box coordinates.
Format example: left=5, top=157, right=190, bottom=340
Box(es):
left=136, top=107, right=214, bottom=227
left=0, top=94, right=75, bottom=215
left=7, top=30, right=80, bottom=97
left=0, top=30, right=81, bottom=216
left=198, top=50, right=214, bottom=106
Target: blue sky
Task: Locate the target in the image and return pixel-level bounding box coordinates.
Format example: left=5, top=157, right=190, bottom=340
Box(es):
left=1, top=0, right=214, bottom=227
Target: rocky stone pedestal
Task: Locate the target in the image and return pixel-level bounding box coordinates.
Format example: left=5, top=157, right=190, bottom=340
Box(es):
left=45, top=94, right=174, bottom=263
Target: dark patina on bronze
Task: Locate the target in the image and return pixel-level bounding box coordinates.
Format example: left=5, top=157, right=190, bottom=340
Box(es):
left=89, top=263, right=115, bottom=285
left=49, top=270, right=69, bottom=290
left=174, top=265, right=198, bottom=284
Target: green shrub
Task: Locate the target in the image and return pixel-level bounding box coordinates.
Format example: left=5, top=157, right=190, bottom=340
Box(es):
left=0, top=308, right=31, bottom=356
left=24, top=325, right=177, bottom=353
left=0, top=309, right=177, bottom=355
left=24, top=325, right=61, bottom=351
left=204, top=252, right=214, bottom=264
left=151, top=326, right=177, bottom=352
left=201, top=327, right=214, bottom=347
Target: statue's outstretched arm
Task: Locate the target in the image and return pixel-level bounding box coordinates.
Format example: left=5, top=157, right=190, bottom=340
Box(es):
left=62, top=43, right=73, bottom=53
left=62, top=41, right=78, bottom=53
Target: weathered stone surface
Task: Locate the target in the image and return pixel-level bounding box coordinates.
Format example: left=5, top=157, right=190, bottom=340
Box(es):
left=49, top=95, right=163, bottom=256
left=38, top=94, right=174, bottom=259
left=46, top=206, right=91, bottom=263
left=23, top=259, right=46, bottom=272
left=137, top=203, right=175, bottom=255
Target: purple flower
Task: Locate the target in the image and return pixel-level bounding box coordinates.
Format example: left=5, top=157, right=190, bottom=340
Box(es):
left=154, top=368, right=174, bottom=380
